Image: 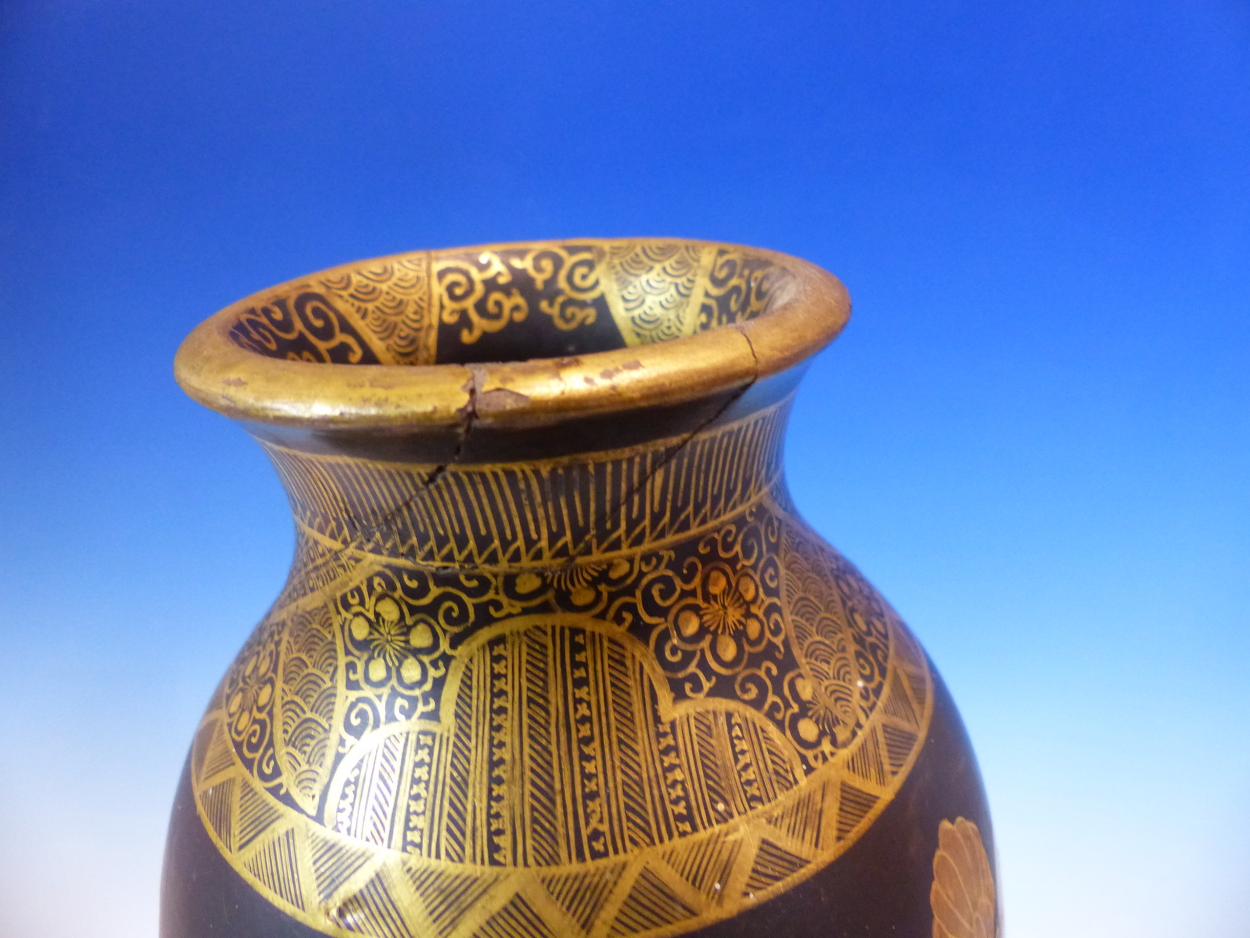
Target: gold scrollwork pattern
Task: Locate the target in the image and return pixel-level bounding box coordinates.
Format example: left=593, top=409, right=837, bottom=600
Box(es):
left=699, top=249, right=782, bottom=331
left=229, top=291, right=383, bottom=364
left=434, top=250, right=529, bottom=345
left=193, top=597, right=930, bottom=938
left=191, top=412, right=934, bottom=938
left=226, top=241, right=791, bottom=364
left=431, top=244, right=610, bottom=347
left=508, top=244, right=603, bottom=331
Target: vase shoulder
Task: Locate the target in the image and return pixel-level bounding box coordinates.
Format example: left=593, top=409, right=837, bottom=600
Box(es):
left=165, top=240, right=996, bottom=938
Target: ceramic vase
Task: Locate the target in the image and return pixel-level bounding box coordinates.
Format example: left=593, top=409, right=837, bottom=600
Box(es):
left=163, top=239, right=998, bottom=938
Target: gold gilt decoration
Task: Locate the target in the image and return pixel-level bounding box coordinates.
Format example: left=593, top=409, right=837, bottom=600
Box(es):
left=930, top=819, right=997, bottom=938
left=260, top=398, right=790, bottom=568
left=596, top=241, right=714, bottom=345
left=434, top=250, right=529, bottom=345
left=698, top=249, right=782, bottom=332
left=190, top=402, right=934, bottom=938
left=432, top=244, right=607, bottom=345
left=221, top=240, right=789, bottom=367
left=228, top=291, right=383, bottom=365
left=507, top=244, right=603, bottom=332
left=226, top=257, right=440, bottom=366
left=318, top=255, right=437, bottom=365
left=276, top=606, right=342, bottom=815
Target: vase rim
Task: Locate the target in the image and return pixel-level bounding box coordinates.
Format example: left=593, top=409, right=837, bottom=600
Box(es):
left=174, top=237, right=850, bottom=432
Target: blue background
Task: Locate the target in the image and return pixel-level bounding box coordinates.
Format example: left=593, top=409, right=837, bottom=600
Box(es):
left=2, top=2, right=1248, bottom=935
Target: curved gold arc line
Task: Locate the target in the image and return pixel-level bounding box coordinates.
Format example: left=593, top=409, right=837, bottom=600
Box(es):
left=190, top=614, right=932, bottom=938
left=282, top=471, right=784, bottom=575
left=259, top=397, right=791, bottom=572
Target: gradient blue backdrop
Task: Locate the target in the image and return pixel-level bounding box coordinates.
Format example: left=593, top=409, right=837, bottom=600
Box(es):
left=2, top=2, right=1248, bottom=935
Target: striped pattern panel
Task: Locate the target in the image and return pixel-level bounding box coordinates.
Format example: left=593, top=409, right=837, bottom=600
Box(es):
left=262, top=401, right=789, bottom=567
left=325, top=623, right=803, bottom=868
left=190, top=599, right=935, bottom=938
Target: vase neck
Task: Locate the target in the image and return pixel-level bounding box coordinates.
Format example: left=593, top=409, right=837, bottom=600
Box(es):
left=257, top=387, right=796, bottom=571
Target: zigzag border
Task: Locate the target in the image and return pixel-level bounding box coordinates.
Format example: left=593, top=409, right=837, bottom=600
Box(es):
left=191, top=611, right=932, bottom=938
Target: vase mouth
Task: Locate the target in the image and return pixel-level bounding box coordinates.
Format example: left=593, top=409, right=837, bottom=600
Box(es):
left=174, top=238, right=850, bottom=432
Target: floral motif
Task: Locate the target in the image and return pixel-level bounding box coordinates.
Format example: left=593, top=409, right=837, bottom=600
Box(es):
left=931, top=818, right=997, bottom=938
left=195, top=487, right=934, bottom=938
left=673, top=565, right=769, bottom=665
left=220, top=618, right=282, bottom=783
left=192, top=502, right=934, bottom=938
left=346, top=594, right=439, bottom=687
left=698, top=568, right=763, bottom=635
left=226, top=647, right=275, bottom=737
left=183, top=244, right=951, bottom=938
left=621, top=509, right=792, bottom=732
left=546, top=560, right=607, bottom=605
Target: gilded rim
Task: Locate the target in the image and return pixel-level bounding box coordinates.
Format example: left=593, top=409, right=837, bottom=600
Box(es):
left=174, top=238, right=850, bottom=431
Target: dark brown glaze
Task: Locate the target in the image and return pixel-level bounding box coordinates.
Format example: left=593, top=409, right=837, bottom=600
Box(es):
left=163, top=669, right=993, bottom=937
left=166, top=240, right=996, bottom=938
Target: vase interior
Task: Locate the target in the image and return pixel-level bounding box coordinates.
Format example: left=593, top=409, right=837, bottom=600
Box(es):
left=226, top=240, right=791, bottom=368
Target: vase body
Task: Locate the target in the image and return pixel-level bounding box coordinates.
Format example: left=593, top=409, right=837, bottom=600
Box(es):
left=164, top=240, right=998, bottom=938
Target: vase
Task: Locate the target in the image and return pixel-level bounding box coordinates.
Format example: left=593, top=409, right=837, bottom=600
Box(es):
left=164, top=239, right=998, bottom=938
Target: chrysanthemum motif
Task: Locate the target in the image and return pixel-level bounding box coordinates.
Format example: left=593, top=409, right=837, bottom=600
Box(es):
left=347, top=595, right=435, bottom=685
left=931, top=818, right=996, bottom=938
left=674, top=566, right=767, bottom=663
